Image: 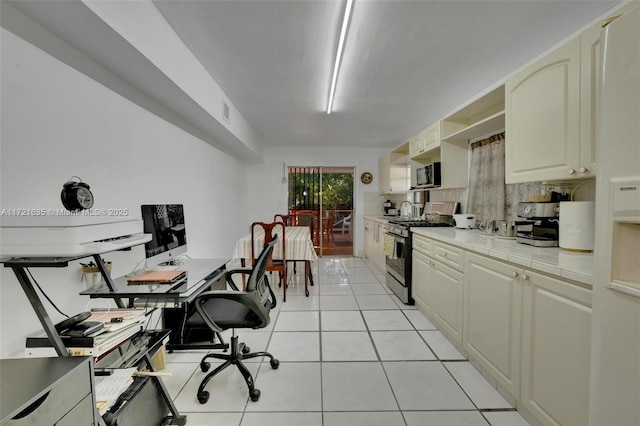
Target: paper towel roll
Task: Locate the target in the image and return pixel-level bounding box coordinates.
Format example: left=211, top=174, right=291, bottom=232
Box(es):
left=559, top=201, right=595, bottom=252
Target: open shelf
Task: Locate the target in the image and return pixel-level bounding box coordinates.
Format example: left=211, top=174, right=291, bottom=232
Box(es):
left=441, top=85, right=505, bottom=142
left=391, top=141, right=411, bottom=164
left=442, top=110, right=505, bottom=142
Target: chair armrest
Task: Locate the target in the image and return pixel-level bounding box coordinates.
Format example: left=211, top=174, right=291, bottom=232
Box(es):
left=225, top=268, right=253, bottom=291
left=194, top=291, right=271, bottom=332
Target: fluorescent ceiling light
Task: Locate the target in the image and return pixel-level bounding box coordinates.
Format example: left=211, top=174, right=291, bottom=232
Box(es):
left=327, top=0, right=354, bottom=114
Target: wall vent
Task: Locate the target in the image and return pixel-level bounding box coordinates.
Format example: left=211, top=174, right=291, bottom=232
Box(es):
left=222, top=100, right=230, bottom=123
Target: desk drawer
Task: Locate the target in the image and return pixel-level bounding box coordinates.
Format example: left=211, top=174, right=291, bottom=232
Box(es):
left=4, top=361, right=91, bottom=425
left=57, top=394, right=95, bottom=426
left=413, top=234, right=433, bottom=257
left=434, top=241, right=464, bottom=271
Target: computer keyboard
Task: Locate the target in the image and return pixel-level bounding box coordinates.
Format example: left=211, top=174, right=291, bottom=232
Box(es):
left=153, top=264, right=181, bottom=271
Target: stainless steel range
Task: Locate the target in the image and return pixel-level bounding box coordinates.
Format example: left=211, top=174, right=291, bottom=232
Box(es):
left=384, top=201, right=458, bottom=304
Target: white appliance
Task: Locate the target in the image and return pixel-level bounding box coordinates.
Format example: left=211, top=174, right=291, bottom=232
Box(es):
left=1, top=216, right=151, bottom=257
left=590, top=6, right=640, bottom=424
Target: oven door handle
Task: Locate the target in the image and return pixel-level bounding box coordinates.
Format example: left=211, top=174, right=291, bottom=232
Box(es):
left=385, top=231, right=406, bottom=239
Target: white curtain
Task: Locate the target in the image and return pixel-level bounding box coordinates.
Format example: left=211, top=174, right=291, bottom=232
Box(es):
left=467, top=133, right=506, bottom=224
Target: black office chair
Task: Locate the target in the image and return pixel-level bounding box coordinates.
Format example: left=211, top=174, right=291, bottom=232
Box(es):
left=187, top=237, right=280, bottom=404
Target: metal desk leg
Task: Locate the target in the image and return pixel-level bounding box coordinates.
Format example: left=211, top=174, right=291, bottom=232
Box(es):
left=11, top=266, right=68, bottom=356
left=142, top=353, right=187, bottom=426
left=93, top=255, right=125, bottom=308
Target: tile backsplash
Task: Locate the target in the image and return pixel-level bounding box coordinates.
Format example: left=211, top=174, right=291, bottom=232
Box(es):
left=367, top=179, right=595, bottom=220
left=411, top=179, right=595, bottom=220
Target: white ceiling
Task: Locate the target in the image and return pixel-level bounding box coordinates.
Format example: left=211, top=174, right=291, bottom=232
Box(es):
left=152, top=0, right=621, bottom=149
left=3, top=0, right=623, bottom=155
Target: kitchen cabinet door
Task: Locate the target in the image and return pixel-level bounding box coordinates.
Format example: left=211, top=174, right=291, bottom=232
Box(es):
left=374, top=222, right=386, bottom=273
left=505, top=36, right=581, bottom=183
left=521, top=270, right=592, bottom=426
left=412, top=249, right=433, bottom=313
left=364, top=219, right=374, bottom=260
left=579, top=22, right=602, bottom=178
left=430, top=260, right=464, bottom=344
left=463, top=252, right=522, bottom=397
left=422, top=121, right=441, bottom=154
left=409, top=132, right=424, bottom=157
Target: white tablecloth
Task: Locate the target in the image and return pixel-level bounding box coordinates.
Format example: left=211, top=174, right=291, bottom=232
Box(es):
left=233, top=226, right=318, bottom=261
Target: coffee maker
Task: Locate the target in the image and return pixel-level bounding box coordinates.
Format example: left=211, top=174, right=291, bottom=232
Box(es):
left=383, top=200, right=397, bottom=216
left=515, top=202, right=560, bottom=247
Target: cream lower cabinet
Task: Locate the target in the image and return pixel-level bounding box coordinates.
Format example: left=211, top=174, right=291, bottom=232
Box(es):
left=463, top=252, right=522, bottom=398
left=430, top=241, right=464, bottom=344
left=364, top=219, right=385, bottom=273
left=364, top=219, right=375, bottom=261
left=412, top=249, right=433, bottom=312
left=413, top=237, right=464, bottom=343
left=521, top=270, right=592, bottom=426
left=412, top=234, right=434, bottom=312
left=430, top=259, right=464, bottom=344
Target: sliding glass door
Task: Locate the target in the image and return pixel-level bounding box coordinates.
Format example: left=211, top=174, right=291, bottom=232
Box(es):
left=288, top=166, right=354, bottom=256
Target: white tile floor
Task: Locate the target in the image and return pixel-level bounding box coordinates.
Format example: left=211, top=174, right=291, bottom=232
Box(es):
left=163, top=257, right=530, bottom=426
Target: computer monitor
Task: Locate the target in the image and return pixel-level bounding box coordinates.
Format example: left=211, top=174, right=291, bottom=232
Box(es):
left=141, top=204, right=187, bottom=268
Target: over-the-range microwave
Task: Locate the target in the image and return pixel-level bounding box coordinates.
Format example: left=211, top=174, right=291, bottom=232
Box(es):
left=415, top=162, right=441, bottom=188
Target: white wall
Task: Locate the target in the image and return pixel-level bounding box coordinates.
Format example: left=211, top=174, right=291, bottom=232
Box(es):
left=0, top=29, right=251, bottom=358
left=246, top=146, right=386, bottom=257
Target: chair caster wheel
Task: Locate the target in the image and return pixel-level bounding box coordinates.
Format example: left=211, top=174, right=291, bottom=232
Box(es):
left=270, top=358, right=280, bottom=369
left=242, top=345, right=251, bottom=354
left=197, top=391, right=210, bottom=404
left=249, top=389, right=260, bottom=402
left=200, top=362, right=210, bottom=372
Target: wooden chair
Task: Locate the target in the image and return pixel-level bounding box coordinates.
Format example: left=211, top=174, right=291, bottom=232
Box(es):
left=274, top=214, right=293, bottom=226
left=251, top=221, right=288, bottom=302
left=296, top=214, right=315, bottom=243
left=322, top=210, right=335, bottom=241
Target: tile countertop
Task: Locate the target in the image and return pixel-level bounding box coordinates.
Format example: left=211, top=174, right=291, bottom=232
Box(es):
left=364, top=216, right=393, bottom=224
left=411, top=227, right=594, bottom=287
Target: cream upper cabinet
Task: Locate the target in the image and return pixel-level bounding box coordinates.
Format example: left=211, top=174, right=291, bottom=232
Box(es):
left=506, top=36, right=581, bottom=183
left=579, top=22, right=602, bottom=177
left=506, top=27, right=602, bottom=183
left=422, top=121, right=441, bottom=153
left=409, top=122, right=442, bottom=159
left=521, top=270, right=592, bottom=426
left=463, top=252, right=522, bottom=398
left=409, top=132, right=424, bottom=157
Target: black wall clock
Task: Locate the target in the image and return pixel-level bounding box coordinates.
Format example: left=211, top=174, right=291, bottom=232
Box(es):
left=360, top=172, right=373, bottom=185
left=61, top=177, right=94, bottom=211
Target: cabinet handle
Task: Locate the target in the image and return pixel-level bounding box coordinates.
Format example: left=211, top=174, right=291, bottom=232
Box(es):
left=521, top=274, right=529, bottom=281
left=511, top=271, right=518, bottom=278
left=579, top=167, right=588, bottom=174
left=567, top=168, right=576, bottom=175
left=442, top=252, right=448, bottom=257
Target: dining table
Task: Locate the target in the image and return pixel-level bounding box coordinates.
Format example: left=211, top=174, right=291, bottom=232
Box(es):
left=232, top=226, right=318, bottom=301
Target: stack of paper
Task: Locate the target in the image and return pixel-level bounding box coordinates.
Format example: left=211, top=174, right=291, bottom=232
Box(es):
left=95, top=368, right=137, bottom=415
left=24, top=309, right=147, bottom=358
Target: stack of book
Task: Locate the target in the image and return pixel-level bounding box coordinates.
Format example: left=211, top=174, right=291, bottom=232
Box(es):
left=25, top=308, right=147, bottom=358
